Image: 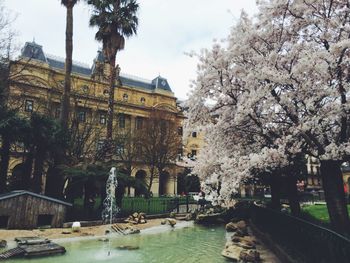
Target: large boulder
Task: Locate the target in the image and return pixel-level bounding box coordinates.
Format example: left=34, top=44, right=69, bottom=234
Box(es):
left=231, top=236, right=257, bottom=247
left=239, top=249, right=260, bottom=262
left=225, top=222, right=237, bottom=232
left=221, top=244, right=244, bottom=261
left=235, top=220, right=248, bottom=236
left=236, top=220, right=247, bottom=231
left=167, top=218, right=177, bottom=227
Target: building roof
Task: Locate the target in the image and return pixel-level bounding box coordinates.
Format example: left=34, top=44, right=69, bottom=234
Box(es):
left=20, top=41, right=173, bottom=92
left=0, top=190, right=72, bottom=206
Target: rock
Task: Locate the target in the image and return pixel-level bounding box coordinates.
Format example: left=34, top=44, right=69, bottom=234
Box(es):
left=105, top=230, right=110, bottom=235
left=231, top=236, right=257, bottom=247
left=61, top=231, right=71, bottom=235
left=225, top=222, right=237, bottom=232
left=236, top=241, right=255, bottom=250
left=116, top=245, right=140, bottom=250
left=221, top=245, right=244, bottom=261
left=139, top=219, right=146, bottom=224
left=71, top=222, right=81, bottom=232
left=236, top=228, right=248, bottom=237
left=235, top=221, right=248, bottom=236
left=167, top=218, right=177, bottom=227
left=0, top=240, right=7, bottom=248
left=161, top=219, right=167, bottom=225
left=239, top=249, right=260, bottom=262
left=236, top=220, right=247, bottom=231
left=98, top=238, right=109, bottom=242
left=241, top=236, right=258, bottom=245
left=185, top=213, right=192, bottom=221
left=128, top=229, right=140, bottom=235
left=138, top=212, right=146, bottom=218
left=132, top=212, right=139, bottom=218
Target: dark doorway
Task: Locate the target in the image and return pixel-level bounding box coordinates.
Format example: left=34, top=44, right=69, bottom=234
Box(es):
left=9, top=163, right=27, bottom=190
left=177, top=174, right=186, bottom=195
left=135, top=170, right=147, bottom=197
left=159, top=172, right=170, bottom=196
left=37, top=214, right=53, bottom=227
left=0, top=216, right=9, bottom=229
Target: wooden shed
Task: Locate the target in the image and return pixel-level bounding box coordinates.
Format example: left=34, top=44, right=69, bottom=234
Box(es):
left=0, top=190, right=72, bottom=229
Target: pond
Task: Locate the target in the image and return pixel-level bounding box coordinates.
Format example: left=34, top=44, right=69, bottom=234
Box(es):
left=7, top=222, right=228, bottom=263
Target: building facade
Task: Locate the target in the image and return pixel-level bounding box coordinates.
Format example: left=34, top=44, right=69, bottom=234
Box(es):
left=6, top=41, right=185, bottom=196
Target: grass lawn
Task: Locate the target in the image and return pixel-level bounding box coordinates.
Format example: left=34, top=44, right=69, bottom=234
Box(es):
left=302, top=204, right=350, bottom=224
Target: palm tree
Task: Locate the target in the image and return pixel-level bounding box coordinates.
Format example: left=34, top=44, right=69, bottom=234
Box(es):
left=87, top=0, right=139, bottom=141
left=60, top=0, right=79, bottom=130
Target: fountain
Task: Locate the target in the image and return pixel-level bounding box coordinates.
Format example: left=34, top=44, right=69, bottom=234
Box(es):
left=102, top=167, right=120, bottom=256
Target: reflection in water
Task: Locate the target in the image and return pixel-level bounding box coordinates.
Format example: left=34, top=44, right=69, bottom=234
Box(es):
left=7, top=224, right=227, bottom=263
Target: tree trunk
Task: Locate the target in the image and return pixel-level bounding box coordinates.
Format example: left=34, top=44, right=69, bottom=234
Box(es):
left=23, top=149, right=34, bottom=191
left=147, top=166, right=155, bottom=193
left=60, top=5, right=73, bottom=130
left=270, top=174, right=281, bottom=210
left=32, top=146, right=46, bottom=193
left=45, top=165, right=64, bottom=198
left=0, top=136, right=10, bottom=193
left=285, top=174, right=301, bottom=216
left=106, top=56, right=117, bottom=140
left=158, top=168, right=163, bottom=196
left=320, top=160, right=350, bottom=234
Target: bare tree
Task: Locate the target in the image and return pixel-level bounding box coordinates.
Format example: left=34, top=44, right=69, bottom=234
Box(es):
left=138, top=109, right=181, bottom=194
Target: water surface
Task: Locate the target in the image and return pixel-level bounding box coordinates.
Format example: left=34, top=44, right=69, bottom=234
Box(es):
left=8, top=223, right=228, bottom=263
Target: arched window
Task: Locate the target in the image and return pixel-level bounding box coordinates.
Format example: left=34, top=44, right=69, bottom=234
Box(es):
left=123, top=93, right=128, bottom=101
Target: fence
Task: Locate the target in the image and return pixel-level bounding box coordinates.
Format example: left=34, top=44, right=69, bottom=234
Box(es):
left=67, top=196, right=196, bottom=221
left=250, top=204, right=350, bottom=263
left=120, top=197, right=178, bottom=216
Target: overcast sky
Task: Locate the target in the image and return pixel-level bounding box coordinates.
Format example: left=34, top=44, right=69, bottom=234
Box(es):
left=4, top=0, right=258, bottom=100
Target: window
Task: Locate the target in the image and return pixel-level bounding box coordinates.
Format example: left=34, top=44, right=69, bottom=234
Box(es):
left=0, top=216, right=9, bottom=229
left=82, top=85, right=89, bottom=93
left=116, top=144, right=124, bottom=155
left=78, top=111, right=86, bottom=122
left=136, top=144, right=142, bottom=156
left=55, top=107, right=61, bottom=119
left=25, top=99, right=34, bottom=112
left=119, top=114, right=125, bottom=128
left=123, top=93, right=128, bottom=102
left=192, top=132, right=197, bottom=138
left=103, top=89, right=109, bottom=96
left=140, top=97, right=146, bottom=104
left=99, top=113, right=106, bottom=125
left=178, top=127, right=183, bottom=136
left=37, top=214, right=53, bottom=228
left=135, top=117, right=143, bottom=130
left=97, top=140, right=105, bottom=151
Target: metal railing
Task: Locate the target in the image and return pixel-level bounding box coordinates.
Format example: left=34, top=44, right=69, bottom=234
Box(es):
left=250, top=204, right=350, bottom=263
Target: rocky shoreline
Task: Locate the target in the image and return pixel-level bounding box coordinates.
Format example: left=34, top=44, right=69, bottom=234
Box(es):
left=222, top=219, right=281, bottom=263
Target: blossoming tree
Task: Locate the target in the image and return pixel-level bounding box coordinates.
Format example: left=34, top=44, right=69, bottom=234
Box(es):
left=188, top=0, right=350, bottom=234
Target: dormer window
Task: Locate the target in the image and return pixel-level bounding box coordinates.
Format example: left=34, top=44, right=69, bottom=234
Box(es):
left=123, top=93, right=128, bottom=102
left=25, top=99, right=34, bottom=112
left=140, top=97, right=146, bottom=104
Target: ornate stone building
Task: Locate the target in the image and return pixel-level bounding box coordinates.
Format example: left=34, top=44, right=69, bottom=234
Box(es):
left=6, top=41, right=185, bottom=196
